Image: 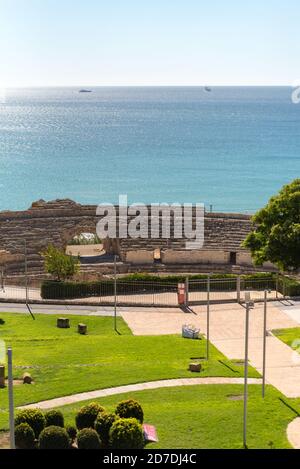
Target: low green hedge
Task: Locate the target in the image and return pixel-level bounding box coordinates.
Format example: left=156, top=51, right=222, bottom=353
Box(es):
left=41, top=273, right=278, bottom=300
left=277, top=276, right=300, bottom=297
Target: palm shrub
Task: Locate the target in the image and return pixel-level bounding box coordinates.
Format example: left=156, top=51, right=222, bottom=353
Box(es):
left=77, top=428, right=101, bottom=449
left=109, top=418, right=144, bottom=449
left=15, top=408, right=46, bottom=438
left=38, top=425, right=70, bottom=449
left=115, top=399, right=144, bottom=423
left=15, top=423, right=35, bottom=449
left=94, top=412, right=117, bottom=447
left=75, top=402, right=105, bottom=430
left=44, top=409, right=64, bottom=428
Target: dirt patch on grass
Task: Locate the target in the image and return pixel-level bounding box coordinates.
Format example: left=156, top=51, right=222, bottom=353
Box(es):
left=227, top=394, right=243, bottom=401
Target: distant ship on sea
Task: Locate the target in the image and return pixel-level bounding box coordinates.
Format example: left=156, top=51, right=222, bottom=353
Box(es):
left=79, top=89, right=92, bottom=93
left=204, top=86, right=212, bottom=92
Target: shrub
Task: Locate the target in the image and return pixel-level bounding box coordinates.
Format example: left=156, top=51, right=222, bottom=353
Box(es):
left=77, top=428, right=101, bottom=449
left=38, top=425, right=70, bottom=449
left=44, top=409, right=64, bottom=428
left=109, top=418, right=144, bottom=449
left=75, top=402, right=105, bottom=430
left=15, top=423, right=35, bottom=449
left=15, top=408, right=46, bottom=438
left=115, top=399, right=144, bottom=423
left=0, top=318, right=5, bottom=325
left=94, top=412, right=117, bottom=447
left=66, top=425, right=77, bottom=443
left=41, top=244, right=79, bottom=281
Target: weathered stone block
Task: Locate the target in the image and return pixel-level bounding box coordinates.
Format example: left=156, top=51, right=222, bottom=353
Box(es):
left=78, top=323, right=87, bottom=335
left=0, top=365, right=5, bottom=388
left=189, top=363, right=202, bottom=373
left=57, top=317, right=70, bottom=328
left=23, top=372, right=32, bottom=384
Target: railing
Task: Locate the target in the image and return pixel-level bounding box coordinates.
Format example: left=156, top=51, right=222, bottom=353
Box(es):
left=0, top=274, right=286, bottom=307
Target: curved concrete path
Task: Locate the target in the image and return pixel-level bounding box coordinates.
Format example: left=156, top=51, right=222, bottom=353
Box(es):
left=19, top=377, right=262, bottom=410
left=287, top=417, right=300, bottom=449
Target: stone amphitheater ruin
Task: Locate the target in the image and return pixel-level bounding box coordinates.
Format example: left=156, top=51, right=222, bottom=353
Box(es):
left=0, top=199, right=275, bottom=282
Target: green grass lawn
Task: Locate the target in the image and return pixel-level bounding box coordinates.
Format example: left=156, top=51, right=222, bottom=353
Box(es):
left=273, top=327, right=300, bottom=349
left=0, top=312, right=259, bottom=431
left=57, top=384, right=295, bottom=449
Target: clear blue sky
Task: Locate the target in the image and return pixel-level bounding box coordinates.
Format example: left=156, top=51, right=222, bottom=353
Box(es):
left=0, top=0, right=299, bottom=86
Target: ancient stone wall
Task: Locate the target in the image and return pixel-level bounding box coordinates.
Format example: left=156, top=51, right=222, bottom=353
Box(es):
left=0, top=198, right=273, bottom=276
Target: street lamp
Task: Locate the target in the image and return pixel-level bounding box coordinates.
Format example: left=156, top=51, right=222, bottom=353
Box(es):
left=206, top=274, right=211, bottom=360
left=243, top=291, right=254, bottom=449
left=262, top=289, right=271, bottom=398
left=114, top=255, right=117, bottom=332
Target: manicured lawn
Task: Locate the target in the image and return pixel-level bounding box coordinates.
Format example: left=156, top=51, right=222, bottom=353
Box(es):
left=58, top=384, right=295, bottom=449
left=273, top=327, right=300, bottom=349
left=0, top=313, right=259, bottom=431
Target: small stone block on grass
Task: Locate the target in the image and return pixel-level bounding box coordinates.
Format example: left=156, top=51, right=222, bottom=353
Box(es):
left=57, top=317, right=70, bottom=329
left=78, top=323, right=87, bottom=335
left=23, top=372, right=32, bottom=384
left=0, top=365, right=5, bottom=388
left=189, top=363, right=201, bottom=373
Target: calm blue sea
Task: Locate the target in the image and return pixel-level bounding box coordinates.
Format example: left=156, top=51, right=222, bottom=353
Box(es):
left=0, top=86, right=299, bottom=212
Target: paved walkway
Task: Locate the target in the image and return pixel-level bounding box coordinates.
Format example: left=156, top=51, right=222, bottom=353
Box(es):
left=18, top=377, right=262, bottom=410
left=121, top=302, right=300, bottom=398
left=287, top=417, right=300, bottom=449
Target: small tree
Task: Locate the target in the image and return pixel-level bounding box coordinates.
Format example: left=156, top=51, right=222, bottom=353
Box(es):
left=243, top=179, right=300, bottom=271
left=41, top=245, right=79, bottom=281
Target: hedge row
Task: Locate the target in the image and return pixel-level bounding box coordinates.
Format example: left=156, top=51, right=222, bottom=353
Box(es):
left=277, top=276, right=300, bottom=297
left=41, top=272, right=281, bottom=300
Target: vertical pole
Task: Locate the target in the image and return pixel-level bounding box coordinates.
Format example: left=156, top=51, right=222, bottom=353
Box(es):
left=206, top=274, right=210, bottom=360
left=243, top=303, right=250, bottom=449
left=185, top=277, right=189, bottom=307
left=24, top=239, right=28, bottom=307
left=237, top=275, right=241, bottom=303
left=275, top=274, right=279, bottom=300
left=7, top=347, right=15, bottom=449
left=1, top=268, right=4, bottom=291
left=262, top=290, right=267, bottom=398
left=114, top=255, right=117, bottom=332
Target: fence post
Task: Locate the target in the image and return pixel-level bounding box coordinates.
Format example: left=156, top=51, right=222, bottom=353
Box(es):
left=282, top=275, right=286, bottom=300
left=237, top=275, right=241, bottom=303
left=185, top=277, right=189, bottom=307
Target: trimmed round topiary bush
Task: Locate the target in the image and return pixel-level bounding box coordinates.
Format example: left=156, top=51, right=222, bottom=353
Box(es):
left=15, top=408, right=46, bottom=438
left=15, top=423, right=35, bottom=449
left=75, top=402, right=105, bottom=430
left=77, top=428, right=101, bottom=449
left=109, top=418, right=144, bottom=449
left=66, top=425, right=77, bottom=443
left=44, top=409, right=64, bottom=428
left=115, top=399, right=144, bottom=423
left=38, top=425, right=70, bottom=449
left=94, top=412, right=117, bottom=447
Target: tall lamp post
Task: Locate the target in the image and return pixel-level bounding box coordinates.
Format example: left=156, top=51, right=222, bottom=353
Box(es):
left=206, top=274, right=211, bottom=361
left=114, top=255, right=117, bottom=332
left=243, top=291, right=253, bottom=449
left=7, top=347, right=15, bottom=449
left=262, top=289, right=271, bottom=398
